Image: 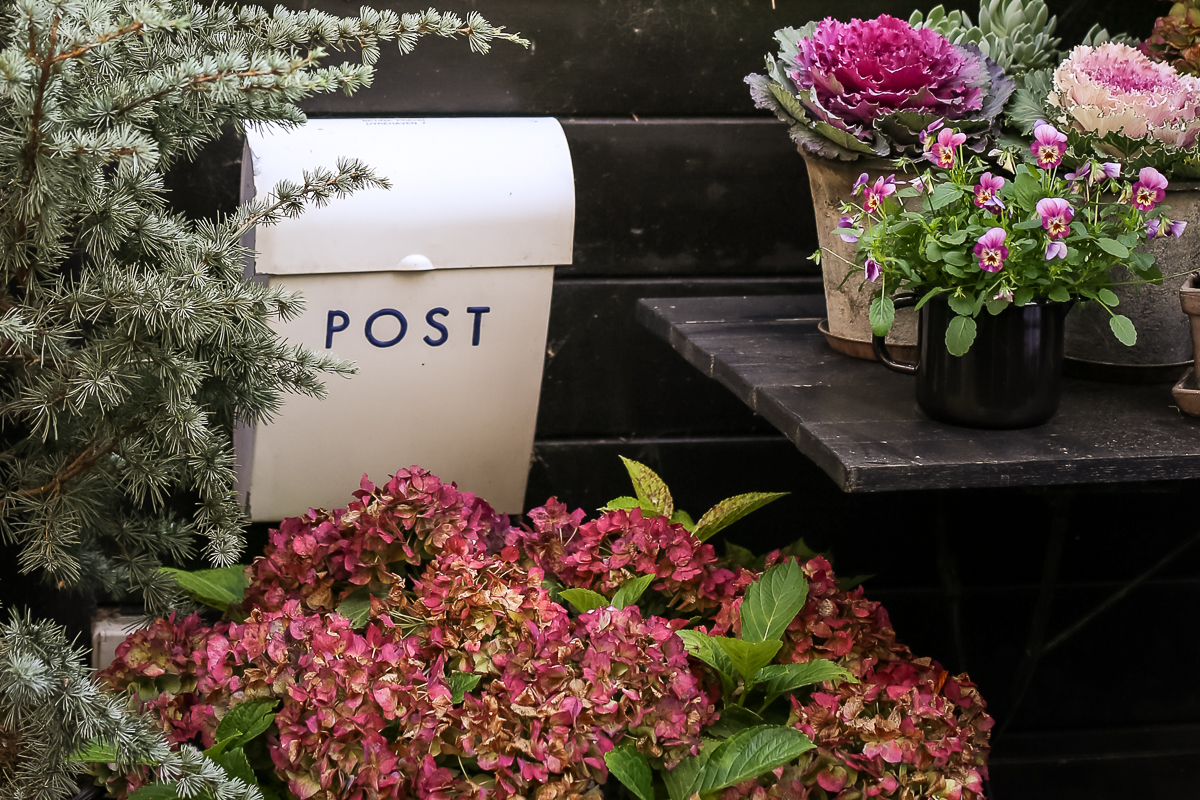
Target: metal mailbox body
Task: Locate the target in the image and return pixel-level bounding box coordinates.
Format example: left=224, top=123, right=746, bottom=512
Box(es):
left=237, top=117, right=574, bottom=519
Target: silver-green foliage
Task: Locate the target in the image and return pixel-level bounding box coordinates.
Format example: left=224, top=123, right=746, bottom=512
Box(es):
left=910, top=0, right=1062, bottom=75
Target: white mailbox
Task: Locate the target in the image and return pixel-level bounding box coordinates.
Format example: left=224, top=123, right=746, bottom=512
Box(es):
left=236, top=118, right=574, bottom=519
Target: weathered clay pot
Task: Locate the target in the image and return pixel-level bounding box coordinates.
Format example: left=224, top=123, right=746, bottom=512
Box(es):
left=1174, top=274, right=1200, bottom=415
left=1064, top=182, right=1200, bottom=383
left=801, top=151, right=918, bottom=360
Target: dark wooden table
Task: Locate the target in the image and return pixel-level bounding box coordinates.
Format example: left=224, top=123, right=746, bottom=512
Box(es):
left=636, top=294, right=1200, bottom=493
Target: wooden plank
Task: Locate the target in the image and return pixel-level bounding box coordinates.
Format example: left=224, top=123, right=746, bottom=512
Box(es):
left=638, top=295, right=1200, bottom=492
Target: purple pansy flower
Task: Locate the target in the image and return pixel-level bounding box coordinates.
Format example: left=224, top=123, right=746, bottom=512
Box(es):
left=1132, top=167, right=1168, bottom=210
left=973, top=172, right=1006, bottom=212
left=1030, top=121, right=1068, bottom=169
left=1147, top=217, right=1187, bottom=239
left=930, top=128, right=967, bottom=169
left=863, top=175, right=897, bottom=214
left=1045, top=240, right=1068, bottom=260
left=974, top=227, right=1008, bottom=272
left=853, top=172, right=870, bottom=196
left=864, top=257, right=881, bottom=282
left=1036, top=197, right=1074, bottom=238
left=1101, top=162, right=1121, bottom=179
left=837, top=214, right=859, bottom=243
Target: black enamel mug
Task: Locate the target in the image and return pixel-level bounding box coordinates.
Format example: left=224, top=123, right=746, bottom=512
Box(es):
left=873, top=294, right=1072, bottom=429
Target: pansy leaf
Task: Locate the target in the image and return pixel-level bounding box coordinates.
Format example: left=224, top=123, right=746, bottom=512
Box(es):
left=740, top=560, right=809, bottom=643
left=1097, top=237, right=1130, bottom=258
left=940, top=229, right=968, bottom=246
left=1110, top=314, right=1137, bottom=345
left=1013, top=287, right=1035, bottom=306
left=160, top=566, right=248, bottom=613
left=1098, top=288, right=1119, bottom=306
left=448, top=672, right=482, bottom=704
left=1048, top=287, right=1071, bottom=303
left=947, top=294, right=974, bottom=316
left=560, top=588, right=610, bottom=613
left=1013, top=218, right=1043, bottom=230
left=605, top=742, right=655, bottom=800
left=693, top=492, right=787, bottom=542
left=985, top=297, right=1009, bottom=315
left=715, top=638, right=782, bottom=684
left=869, top=296, right=895, bottom=338
left=612, top=573, right=657, bottom=609
left=942, top=249, right=968, bottom=267
left=914, top=287, right=949, bottom=311
left=945, top=315, right=977, bottom=357
left=620, top=456, right=674, bottom=518
left=930, top=182, right=963, bottom=210
left=925, top=240, right=944, bottom=262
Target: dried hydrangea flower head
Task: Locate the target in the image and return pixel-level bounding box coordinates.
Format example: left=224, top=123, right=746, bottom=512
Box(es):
left=1051, top=42, right=1200, bottom=148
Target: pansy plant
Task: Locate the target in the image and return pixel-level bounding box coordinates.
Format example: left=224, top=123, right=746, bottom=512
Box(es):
left=834, top=119, right=1185, bottom=356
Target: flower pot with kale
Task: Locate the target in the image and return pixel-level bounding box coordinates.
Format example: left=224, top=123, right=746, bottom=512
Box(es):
left=747, top=11, right=1013, bottom=358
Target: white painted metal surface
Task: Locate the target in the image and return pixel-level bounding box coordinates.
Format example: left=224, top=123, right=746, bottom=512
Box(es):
left=237, top=118, right=573, bottom=519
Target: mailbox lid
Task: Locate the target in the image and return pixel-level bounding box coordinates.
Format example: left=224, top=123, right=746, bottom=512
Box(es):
left=247, top=117, right=575, bottom=274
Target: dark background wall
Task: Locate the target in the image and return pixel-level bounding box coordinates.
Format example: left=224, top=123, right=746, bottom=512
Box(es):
left=124, top=0, right=1200, bottom=797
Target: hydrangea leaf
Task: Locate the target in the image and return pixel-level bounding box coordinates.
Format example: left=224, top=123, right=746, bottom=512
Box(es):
left=70, top=738, right=120, bottom=762
left=611, top=573, right=656, bottom=609
left=209, top=746, right=255, bottom=785
left=160, top=566, right=248, bottom=613
left=705, top=705, right=764, bottom=739
left=335, top=588, right=373, bottom=629
left=714, top=638, right=782, bottom=684
left=207, top=699, right=276, bottom=757
left=692, top=492, right=787, bottom=542
left=668, top=508, right=695, bottom=531
left=740, top=560, right=809, bottom=643
left=620, top=456, right=674, bottom=518
left=666, top=726, right=815, bottom=800
left=1110, top=314, right=1137, bottom=345
left=126, top=785, right=181, bottom=800
left=756, top=661, right=857, bottom=700
left=600, top=496, right=640, bottom=512
left=945, top=315, right=978, bottom=357
left=448, top=672, right=482, bottom=704
left=604, top=742, right=655, bottom=800
left=724, top=542, right=758, bottom=569
left=559, top=588, right=610, bottom=613
left=676, top=629, right=737, bottom=693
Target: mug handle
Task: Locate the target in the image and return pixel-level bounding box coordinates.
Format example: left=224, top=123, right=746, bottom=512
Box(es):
left=872, top=293, right=919, bottom=375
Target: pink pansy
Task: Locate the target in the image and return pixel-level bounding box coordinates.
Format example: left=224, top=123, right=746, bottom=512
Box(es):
left=863, top=175, right=897, bottom=213
left=1035, top=197, right=1074, bottom=238
left=930, top=128, right=967, bottom=168
left=993, top=288, right=1014, bottom=302
left=837, top=214, right=859, bottom=243
left=973, top=227, right=1008, bottom=272
left=910, top=174, right=932, bottom=195
left=1045, top=240, right=1068, bottom=260
left=1030, top=121, right=1068, bottom=169
left=1132, top=167, right=1168, bottom=210
left=973, top=172, right=1005, bottom=211
left=864, top=257, right=881, bottom=282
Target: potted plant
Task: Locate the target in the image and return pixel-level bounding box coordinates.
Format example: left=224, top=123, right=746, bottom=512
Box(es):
left=1011, top=39, right=1200, bottom=380
left=0, top=0, right=524, bottom=794
left=86, top=461, right=992, bottom=800
left=841, top=119, right=1183, bottom=428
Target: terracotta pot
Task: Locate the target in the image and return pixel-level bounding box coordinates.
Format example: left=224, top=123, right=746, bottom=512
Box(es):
left=1064, top=181, right=1200, bottom=383
left=801, top=151, right=918, bottom=361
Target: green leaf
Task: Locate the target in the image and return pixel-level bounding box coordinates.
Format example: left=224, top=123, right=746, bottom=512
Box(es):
left=71, top=738, right=121, bottom=763
left=946, top=294, right=974, bottom=316
left=1098, top=288, right=1119, bottom=306
left=984, top=297, right=1009, bottom=315
left=740, top=560, right=809, bottom=643
left=945, top=315, right=977, bottom=357
left=448, top=672, right=482, bottom=704
left=1110, top=314, right=1137, bottom=345
left=1012, top=218, right=1043, bottom=230
left=930, top=182, right=962, bottom=210
left=924, top=240, right=944, bottom=262
left=705, top=706, right=764, bottom=739
left=714, top=638, right=783, bottom=684
left=620, top=456, right=674, bottom=518
left=600, top=496, right=641, bottom=512
left=612, top=573, right=656, bottom=609
left=676, top=629, right=738, bottom=691
left=940, top=229, right=968, bottom=246
left=336, top=588, right=373, bottom=629
left=941, top=249, right=968, bottom=267
left=756, top=661, right=857, bottom=697
left=605, top=743, right=655, bottom=800
left=207, top=699, right=276, bottom=757
left=1048, top=287, right=1071, bottom=303
left=160, top=566, right=248, bottom=612
left=1007, top=167, right=1042, bottom=211
left=210, top=747, right=255, bottom=785
left=693, top=492, right=787, bottom=542
left=669, top=509, right=696, bottom=531
left=1013, top=287, right=1035, bottom=306
left=1097, top=237, right=1130, bottom=258
left=127, top=786, right=181, bottom=800
left=724, top=542, right=758, bottom=569
left=666, top=726, right=815, bottom=800
left=869, top=295, right=895, bottom=338
left=835, top=574, right=873, bottom=591
left=559, top=588, right=609, bottom=613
